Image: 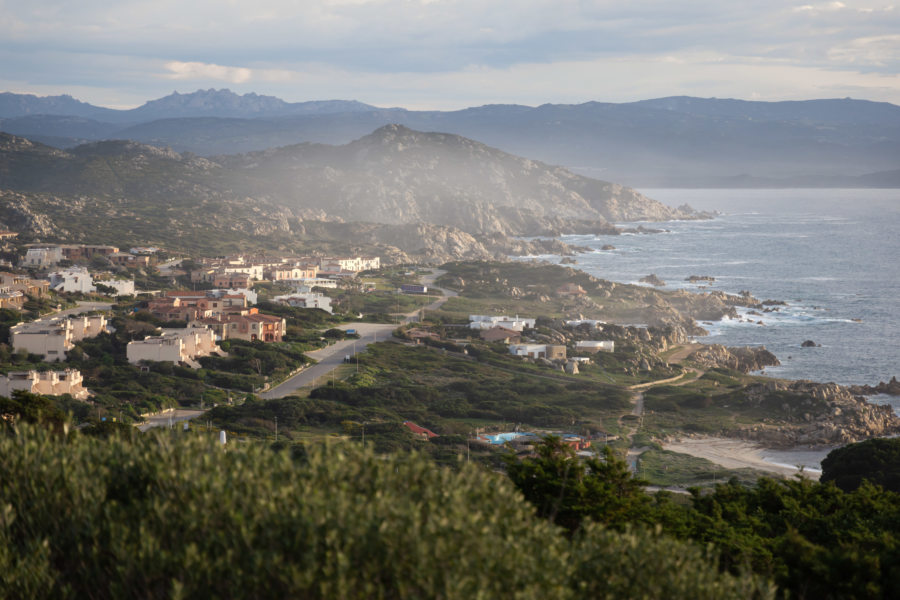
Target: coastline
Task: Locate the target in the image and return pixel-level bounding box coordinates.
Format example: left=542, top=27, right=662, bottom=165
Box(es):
left=662, top=437, right=824, bottom=480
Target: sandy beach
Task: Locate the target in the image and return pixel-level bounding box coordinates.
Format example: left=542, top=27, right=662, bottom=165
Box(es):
left=662, top=437, right=822, bottom=480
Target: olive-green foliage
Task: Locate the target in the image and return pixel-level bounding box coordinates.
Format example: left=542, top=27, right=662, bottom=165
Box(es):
left=0, top=425, right=770, bottom=600
left=820, top=437, right=900, bottom=493
left=320, top=343, right=631, bottom=431
left=571, top=523, right=775, bottom=600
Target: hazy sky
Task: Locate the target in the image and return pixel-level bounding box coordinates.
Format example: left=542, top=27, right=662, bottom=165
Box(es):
left=2, top=0, right=899, bottom=109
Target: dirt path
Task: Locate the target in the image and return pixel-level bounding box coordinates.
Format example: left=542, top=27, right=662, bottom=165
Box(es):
left=666, top=343, right=703, bottom=364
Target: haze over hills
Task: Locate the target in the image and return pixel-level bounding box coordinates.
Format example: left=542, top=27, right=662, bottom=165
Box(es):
left=0, top=127, right=695, bottom=260
left=2, top=89, right=899, bottom=187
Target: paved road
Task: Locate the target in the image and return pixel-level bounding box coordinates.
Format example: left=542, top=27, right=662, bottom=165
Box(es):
left=261, top=271, right=459, bottom=399
left=137, top=409, right=205, bottom=432
left=260, top=322, right=398, bottom=399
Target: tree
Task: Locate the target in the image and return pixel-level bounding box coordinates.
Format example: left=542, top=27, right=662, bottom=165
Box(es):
left=505, top=436, right=651, bottom=533
left=821, top=437, right=900, bottom=493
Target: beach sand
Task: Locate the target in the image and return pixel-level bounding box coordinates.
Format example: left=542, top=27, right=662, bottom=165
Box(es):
left=662, top=437, right=821, bottom=480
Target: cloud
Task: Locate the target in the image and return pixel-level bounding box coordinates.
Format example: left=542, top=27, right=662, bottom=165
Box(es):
left=828, top=34, right=900, bottom=66
left=163, top=61, right=253, bottom=83
left=2, top=1, right=900, bottom=106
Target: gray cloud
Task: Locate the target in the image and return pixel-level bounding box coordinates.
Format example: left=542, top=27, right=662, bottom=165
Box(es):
left=1, top=0, right=899, bottom=107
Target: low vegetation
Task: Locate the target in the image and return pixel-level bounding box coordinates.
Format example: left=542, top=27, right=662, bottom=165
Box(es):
left=0, top=425, right=775, bottom=600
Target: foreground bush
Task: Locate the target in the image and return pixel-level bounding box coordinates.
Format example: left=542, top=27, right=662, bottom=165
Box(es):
left=0, top=426, right=772, bottom=599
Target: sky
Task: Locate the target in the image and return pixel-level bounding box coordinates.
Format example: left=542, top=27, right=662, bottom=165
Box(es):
left=2, top=0, right=900, bottom=110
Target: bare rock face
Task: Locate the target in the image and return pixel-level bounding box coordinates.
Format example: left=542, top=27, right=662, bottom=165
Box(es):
left=688, top=344, right=780, bottom=373
left=727, top=380, right=900, bottom=448
left=850, top=376, right=900, bottom=396
left=639, top=274, right=666, bottom=287
left=0, top=191, right=61, bottom=237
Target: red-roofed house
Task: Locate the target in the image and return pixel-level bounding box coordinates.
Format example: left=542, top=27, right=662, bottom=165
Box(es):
left=403, top=421, right=439, bottom=440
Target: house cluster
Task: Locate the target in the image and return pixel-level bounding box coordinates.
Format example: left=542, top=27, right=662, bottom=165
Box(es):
left=11, top=314, right=109, bottom=361
left=22, top=244, right=151, bottom=269
left=126, top=326, right=222, bottom=368
left=190, top=254, right=380, bottom=288
left=145, top=290, right=286, bottom=343
left=467, top=314, right=615, bottom=374
left=0, top=368, right=89, bottom=400
left=0, top=272, right=50, bottom=310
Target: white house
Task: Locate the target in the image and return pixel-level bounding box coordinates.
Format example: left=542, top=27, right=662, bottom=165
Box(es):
left=23, top=246, right=63, bottom=269
left=469, top=315, right=537, bottom=332
left=11, top=315, right=109, bottom=361
left=509, top=344, right=567, bottom=360
left=48, top=267, right=96, bottom=294
left=296, top=277, right=339, bottom=289
left=565, top=319, right=605, bottom=329
left=273, top=292, right=333, bottom=313
left=210, top=287, right=258, bottom=305
left=126, top=326, right=221, bottom=368
left=0, top=369, right=90, bottom=400
left=101, top=279, right=136, bottom=296
left=222, top=264, right=264, bottom=281
left=575, top=340, right=616, bottom=353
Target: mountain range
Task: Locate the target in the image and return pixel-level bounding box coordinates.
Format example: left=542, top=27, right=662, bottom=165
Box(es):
left=2, top=89, right=898, bottom=187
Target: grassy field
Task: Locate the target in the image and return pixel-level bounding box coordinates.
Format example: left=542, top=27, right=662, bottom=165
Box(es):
left=637, top=448, right=769, bottom=487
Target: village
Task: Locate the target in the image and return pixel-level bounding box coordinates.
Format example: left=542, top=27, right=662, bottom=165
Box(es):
left=0, top=231, right=631, bottom=455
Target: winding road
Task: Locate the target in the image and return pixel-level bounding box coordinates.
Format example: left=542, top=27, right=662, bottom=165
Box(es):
left=261, top=269, right=457, bottom=399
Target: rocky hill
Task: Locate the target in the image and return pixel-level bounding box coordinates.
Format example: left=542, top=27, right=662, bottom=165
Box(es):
left=217, top=125, right=701, bottom=235
left=0, top=127, right=703, bottom=247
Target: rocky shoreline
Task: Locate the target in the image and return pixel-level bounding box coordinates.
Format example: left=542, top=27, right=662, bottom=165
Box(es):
left=723, top=380, right=900, bottom=448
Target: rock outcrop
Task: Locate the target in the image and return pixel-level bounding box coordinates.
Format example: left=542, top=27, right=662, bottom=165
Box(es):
left=725, top=380, right=900, bottom=448
left=639, top=274, right=666, bottom=287
left=850, top=376, right=900, bottom=396
left=688, top=344, right=780, bottom=373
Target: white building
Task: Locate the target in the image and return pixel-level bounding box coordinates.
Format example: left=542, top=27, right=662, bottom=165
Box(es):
left=23, top=246, right=63, bottom=269
left=49, top=267, right=96, bottom=294
left=508, top=344, right=567, bottom=360
left=469, top=315, right=537, bottom=332
left=11, top=315, right=109, bottom=361
left=296, top=277, right=339, bottom=289
left=575, top=340, right=615, bottom=353
left=126, top=326, right=221, bottom=368
left=101, top=279, right=136, bottom=296
left=359, top=256, right=381, bottom=271
left=565, top=319, right=605, bottom=329
left=0, top=369, right=90, bottom=400
left=222, top=264, right=264, bottom=281
left=273, top=292, right=333, bottom=313
left=210, top=288, right=258, bottom=305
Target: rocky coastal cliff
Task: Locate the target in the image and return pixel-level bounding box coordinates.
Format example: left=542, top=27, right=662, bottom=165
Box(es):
left=727, top=380, right=900, bottom=448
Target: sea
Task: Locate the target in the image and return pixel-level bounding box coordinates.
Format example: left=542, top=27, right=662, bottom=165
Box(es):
left=524, top=189, right=900, bottom=451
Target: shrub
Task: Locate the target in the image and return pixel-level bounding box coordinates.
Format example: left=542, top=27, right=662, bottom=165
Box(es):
left=0, top=426, right=771, bottom=599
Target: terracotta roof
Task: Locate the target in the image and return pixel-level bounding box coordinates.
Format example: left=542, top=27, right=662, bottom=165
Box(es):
left=403, top=421, right=438, bottom=438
